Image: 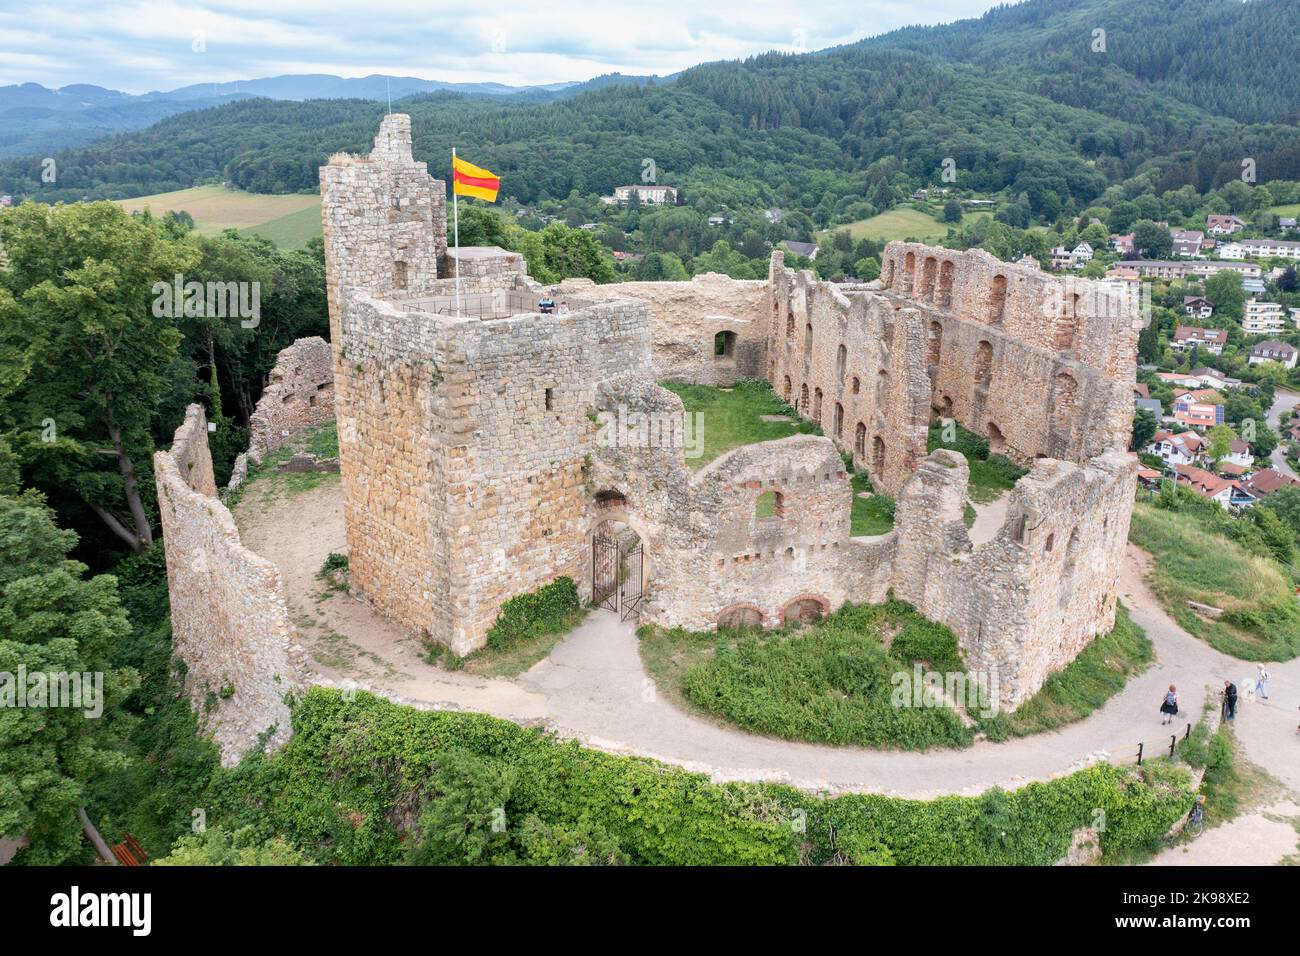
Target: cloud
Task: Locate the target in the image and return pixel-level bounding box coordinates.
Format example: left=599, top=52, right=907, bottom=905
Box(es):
left=0, top=0, right=1004, bottom=93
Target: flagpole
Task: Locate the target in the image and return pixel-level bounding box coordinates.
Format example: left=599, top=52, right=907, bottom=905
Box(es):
left=452, top=146, right=461, bottom=315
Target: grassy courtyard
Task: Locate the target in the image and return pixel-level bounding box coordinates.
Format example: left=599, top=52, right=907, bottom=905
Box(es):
left=927, top=421, right=1027, bottom=503
left=638, top=598, right=1152, bottom=750
left=660, top=379, right=819, bottom=468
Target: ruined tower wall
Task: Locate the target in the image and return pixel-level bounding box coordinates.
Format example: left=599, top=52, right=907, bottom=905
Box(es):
left=767, top=258, right=931, bottom=494
left=154, top=404, right=305, bottom=765
left=333, top=290, right=653, bottom=654
left=444, top=300, right=653, bottom=651
left=246, top=336, right=335, bottom=463
left=891, top=449, right=1135, bottom=706
left=879, top=242, right=1137, bottom=464
left=554, top=273, right=770, bottom=385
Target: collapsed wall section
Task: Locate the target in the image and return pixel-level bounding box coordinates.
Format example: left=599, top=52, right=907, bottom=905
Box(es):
left=247, top=336, right=335, bottom=462
left=587, top=376, right=892, bottom=632
left=555, top=272, right=769, bottom=385
left=154, top=404, right=305, bottom=765
left=891, top=449, right=1136, bottom=707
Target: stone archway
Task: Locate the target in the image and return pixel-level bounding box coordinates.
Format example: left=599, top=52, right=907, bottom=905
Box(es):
left=588, top=490, right=652, bottom=620
left=780, top=594, right=829, bottom=625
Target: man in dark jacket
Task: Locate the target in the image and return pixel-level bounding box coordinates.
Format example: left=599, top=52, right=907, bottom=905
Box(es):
left=1222, top=680, right=1238, bottom=721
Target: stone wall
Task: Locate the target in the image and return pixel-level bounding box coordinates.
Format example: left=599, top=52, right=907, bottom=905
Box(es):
left=315, top=115, right=1141, bottom=710
left=891, top=449, right=1135, bottom=706
left=586, top=374, right=892, bottom=631
left=154, top=404, right=305, bottom=765
left=247, top=336, right=335, bottom=463
left=555, top=273, right=770, bottom=385
left=332, top=288, right=652, bottom=654
left=767, top=246, right=1136, bottom=491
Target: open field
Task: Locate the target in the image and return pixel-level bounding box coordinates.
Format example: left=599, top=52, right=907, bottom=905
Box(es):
left=1268, top=203, right=1300, bottom=219
left=823, top=206, right=992, bottom=243
left=116, top=185, right=322, bottom=248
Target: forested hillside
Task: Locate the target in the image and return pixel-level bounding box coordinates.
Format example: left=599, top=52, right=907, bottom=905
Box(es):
left=2, top=0, right=1295, bottom=231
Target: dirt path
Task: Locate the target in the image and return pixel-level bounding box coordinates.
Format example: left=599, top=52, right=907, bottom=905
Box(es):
left=234, top=480, right=1300, bottom=818
left=1146, top=800, right=1300, bottom=866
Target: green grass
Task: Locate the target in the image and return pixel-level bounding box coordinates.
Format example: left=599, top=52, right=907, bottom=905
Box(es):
left=640, top=598, right=1151, bottom=751
left=927, top=421, right=1027, bottom=503
left=239, top=204, right=323, bottom=249
left=225, top=420, right=339, bottom=508
left=1268, top=203, right=1300, bottom=220
left=1129, top=501, right=1300, bottom=660
left=433, top=576, right=587, bottom=678
left=978, top=605, right=1153, bottom=739
left=822, top=206, right=991, bottom=243
left=850, top=471, right=895, bottom=536
left=660, top=379, right=819, bottom=469
left=642, top=600, right=977, bottom=750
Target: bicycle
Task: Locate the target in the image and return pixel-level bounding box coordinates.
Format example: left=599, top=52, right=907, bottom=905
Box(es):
left=1186, top=795, right=1206, bottom=838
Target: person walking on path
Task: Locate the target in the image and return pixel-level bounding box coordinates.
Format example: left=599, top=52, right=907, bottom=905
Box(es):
left=1222, top=680, right=1238, bottom=722
left=1255, top=665, right=1270, bottom=700
left=1160, top=685, right=1179, bottom=725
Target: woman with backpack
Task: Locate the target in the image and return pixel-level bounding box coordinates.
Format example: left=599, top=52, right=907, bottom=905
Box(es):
left=1160, top=684, right=1179, bottom=725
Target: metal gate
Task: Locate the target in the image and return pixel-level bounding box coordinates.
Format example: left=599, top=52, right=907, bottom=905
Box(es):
left=592, top=532, right=619, bottom=612
left=591, top=533, right=645, bottom=620
left=620, top=541, right=644, bottom=621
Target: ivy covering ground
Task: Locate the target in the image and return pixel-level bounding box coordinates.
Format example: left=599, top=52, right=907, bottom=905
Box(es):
left=195, top=688, right=1193, bottom=866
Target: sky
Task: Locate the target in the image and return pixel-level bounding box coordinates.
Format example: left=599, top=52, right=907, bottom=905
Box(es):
left=3, top=0, right=1008, bottom=94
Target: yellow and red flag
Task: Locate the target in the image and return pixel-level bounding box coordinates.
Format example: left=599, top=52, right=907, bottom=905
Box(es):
left=452, top=155, right=500, bottom=202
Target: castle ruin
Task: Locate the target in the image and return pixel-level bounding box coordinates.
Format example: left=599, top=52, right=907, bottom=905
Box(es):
left=157, top=113, right=1141, bottom=763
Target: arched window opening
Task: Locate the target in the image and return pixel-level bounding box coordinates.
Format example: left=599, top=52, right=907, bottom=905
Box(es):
left=714, top=330, right=737, bottom=359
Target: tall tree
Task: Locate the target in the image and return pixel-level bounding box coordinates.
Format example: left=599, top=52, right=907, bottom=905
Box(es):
left=0, top=202, right=195, bottom=552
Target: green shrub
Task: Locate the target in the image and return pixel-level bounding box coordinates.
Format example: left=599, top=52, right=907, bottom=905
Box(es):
left=486, top=576, right=582, bottom=651
left=203, top=689, right=1193, bottom=866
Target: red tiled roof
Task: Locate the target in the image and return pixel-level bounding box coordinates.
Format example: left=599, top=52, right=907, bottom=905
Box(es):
left=1175, top=464, right=1238, bottom=499
left=1241, top=469, right=1300, bottom=498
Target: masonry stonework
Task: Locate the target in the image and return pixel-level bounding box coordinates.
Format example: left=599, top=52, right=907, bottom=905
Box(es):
left=311, top=114, right=1141, bottom=710
left=154, top=405, right=306, bottom=765
left=247, top=335, right=335, bottom=462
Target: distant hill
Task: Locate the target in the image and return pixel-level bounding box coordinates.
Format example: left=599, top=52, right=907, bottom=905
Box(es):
left=2, top=0, right=1295, bottom=228
left=0, top=72, right=668, bottom=158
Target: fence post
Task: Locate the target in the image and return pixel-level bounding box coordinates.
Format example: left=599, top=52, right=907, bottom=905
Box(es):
left=1169, top=734, right=1176, bottom=757
left=1137, top=742, right=1143, bottom=765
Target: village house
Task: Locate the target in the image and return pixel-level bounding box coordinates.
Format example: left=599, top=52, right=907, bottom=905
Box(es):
left=1223, top=437, right=1254, bottom=468
left=1170, top=230, right=1205, bottom=257
left=1187, top=367, right=1242, bottom=390
left=783, top=240, right=819, bottom=259
left=1182, top=296, right=1214, bottom=319
left=1109, top=233, right=1135, bottom=255
left=1279, top=217, right=1298, bottom=230
left=1115, top=259, right=1261, bottom=280
left=1206, top=214, right=1246, bottom=235
left=1147, top=429, right=1206, bottom=465
left=1219, top=239, right=1300, bottom=262
left=1155, top=371, right=1205, bottom=389
left=602, top=184, right=679, bottom=205
left=1072, top=241, right=1094, bottom=263
left=1171, top=325, right=1226, bottom=354
left=1104, top=266, right=1140, bottom=285
left=1174, top=464, right=1242, bottom=509
left=1248, top=340, right=1299, bottom=368
left=1243, top=298, right=1286, bottom=335
left=1240, top=468, right=1300, bottom=501
left=1050, top=246, right=1078, bottom=270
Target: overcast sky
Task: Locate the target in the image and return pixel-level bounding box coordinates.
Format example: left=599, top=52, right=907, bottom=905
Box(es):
left=3, top=0, right=1008, bottom=93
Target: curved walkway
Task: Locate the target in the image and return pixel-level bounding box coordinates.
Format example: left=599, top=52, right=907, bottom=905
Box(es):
left=237, top=480, right=1300, bottom=800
